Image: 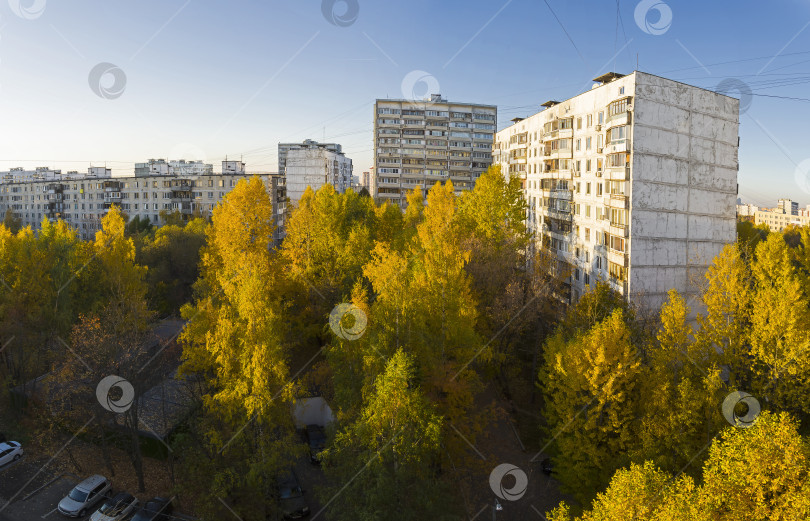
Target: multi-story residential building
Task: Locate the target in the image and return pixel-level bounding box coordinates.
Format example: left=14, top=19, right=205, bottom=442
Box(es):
left=374, top=94, right=497, bottom=206
left=736, top=203, right=759, bottom=217
left=494, top=71, right=739, bottom=309
left=284, top=142, right=353, bottom=203
left=358, top=170, right=376, bottom=195
left=755, top=199, right=810, bottom=231
left=777, top=198, right=799, bottom=216
left=278, top=139, right=343, bottom=176
left=0, top=160, right=287, bottom=244
left=134, top=158, right=213, bottom=177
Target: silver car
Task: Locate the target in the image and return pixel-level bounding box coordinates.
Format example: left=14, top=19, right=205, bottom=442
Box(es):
left=57, top=474, right=111, bottom=517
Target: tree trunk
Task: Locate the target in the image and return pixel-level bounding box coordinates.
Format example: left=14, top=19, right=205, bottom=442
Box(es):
left=127, top=407, right=146, bottom=492
left=98, top=422, right=115, bottom=477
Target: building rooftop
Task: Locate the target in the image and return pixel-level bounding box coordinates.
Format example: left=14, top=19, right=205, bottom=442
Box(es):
left=593, top=72, right=625, bottom=84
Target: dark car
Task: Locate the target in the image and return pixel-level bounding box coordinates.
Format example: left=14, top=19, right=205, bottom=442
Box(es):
left=131, top=497, right=173, bottom=521
left=541, top=458, right=554, bottom=476
left=305, top=424, right=326, bottom=464
left=277, top=471, right=310, bottom=519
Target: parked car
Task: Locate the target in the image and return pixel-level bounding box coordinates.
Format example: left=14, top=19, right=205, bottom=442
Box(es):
left=57, top=474, right=111, bottom=517
left=305, top=424, right=326, bottom=464
left=0, top=441, right=23, bottom=467
left=277, top=471, right=310, bottom=519
left=131, top=497, right=173, bottom=521
left=90, top=492, right=139, bottom=521
left=541, top=458, right=554, bottom=476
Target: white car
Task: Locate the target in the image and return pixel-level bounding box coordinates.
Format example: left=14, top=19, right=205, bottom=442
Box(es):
left=90, top=492, right=139, bottom=521
left=0, top=441, right=23, bottom=466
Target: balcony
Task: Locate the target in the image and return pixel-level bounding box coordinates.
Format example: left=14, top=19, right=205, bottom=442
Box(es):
left=607, top=166, right=630, bottom=181
left=547, top=149, right=573, bottom=160
left=608, top=249, right=627, bottom=267
left=547, top=208, right=571, bottom=221
left=608, top=193, right=629, bottom=209
left=609, top=223, right=629, bottom=238
left=549, top=189, right=573, bottom=200
left=174, top=202, right=193, bottom=214
left=605, top=140, right=630, bottom=154
left=606, top=111, right=630, bottom=127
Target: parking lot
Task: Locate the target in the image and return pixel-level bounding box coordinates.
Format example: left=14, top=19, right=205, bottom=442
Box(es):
left=0, top=455, right=87, bottom=520
left=0, top=456, right=194, bottom=521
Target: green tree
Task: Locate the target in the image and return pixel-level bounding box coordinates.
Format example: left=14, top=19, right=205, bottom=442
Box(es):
left=139, top=218, right=207, bottom=315
left=322, top=350, right=457, bottom=521
left=541, top=309, right=642, bottom=501
left=2, top=208, right=21, bottom=233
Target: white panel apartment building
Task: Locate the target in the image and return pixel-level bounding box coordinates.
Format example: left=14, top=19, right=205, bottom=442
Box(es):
left=0, top=160, right=287, bottom=244
left=374, top=95, right=497, bottom=206
left=494, top=71, right=739, bottom=308
left=278, top=140, right=343, bottom=176
left=754, top=198, right=810, bottom=231
left=283, top=142, right=353, bottom=203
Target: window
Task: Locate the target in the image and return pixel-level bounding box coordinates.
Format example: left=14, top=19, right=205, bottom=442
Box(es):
left=577, top=117, right=582, bottom=129
left=586, top=205, right=591, bottom=218
left=597, top=183, right=603, bottom=196
left=586, top=182, right=591, bottom=195
left=619, top=86, right=625, bottom=95
left=586, top=114, right=593, bottom=127
left=609, top=261, right=625, bottom=281
left=585, top=228, right=591, bottom=241
left=609, top=208, right=627, bottom=227
left=608, top=98, right=628, bottom=116
left=607, top=125, right=627, bottom=144
left=586, top=137, right=592, bottom=150
left=586, top=159, right=592, bottom=172
left=598, top=112, right=604, bottom=125
left=575, top=139, right=581, bottom=151
left=597, top=134, right=603, bottom=149
left=585, top=273, right=590, bottom=285
left=607, top=153, right=628, bottom=168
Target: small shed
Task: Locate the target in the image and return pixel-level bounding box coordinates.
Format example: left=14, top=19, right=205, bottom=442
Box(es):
left=291, top=397, right=334, bottom=430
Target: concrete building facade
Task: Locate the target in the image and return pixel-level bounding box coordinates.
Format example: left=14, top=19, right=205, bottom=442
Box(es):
left=278, top=140, right=343, bottom=177
left=374, top=94, right=497, bottom=206
left=284, top=143, right=353, bottom=203
left=493, top=71, right=739, bottom=309
left=0, top=160, right=287, bottom=244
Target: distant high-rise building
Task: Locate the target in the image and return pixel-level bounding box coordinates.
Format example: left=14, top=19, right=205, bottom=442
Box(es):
left=777, top=198, right=799, bottom=215
left=278, top=139, right=342, bottom=176
left=283, top=141, right=353, bottom=203
left=373, top=94, right=497, bottom=207
left=494, top=71, right=739, bottom=309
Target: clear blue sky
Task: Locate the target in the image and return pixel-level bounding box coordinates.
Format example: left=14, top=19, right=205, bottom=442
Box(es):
left=1, top=0, right=809, bottom=206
